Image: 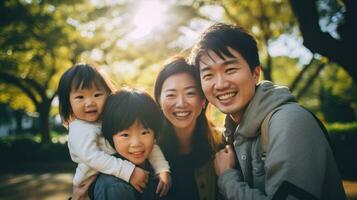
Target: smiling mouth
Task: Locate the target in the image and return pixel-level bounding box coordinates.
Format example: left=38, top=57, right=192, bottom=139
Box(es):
left=85, top=110, right=97, bottom=114
left=217, top=92, right=237, bottom=101
left=130, top=151, right=145, bottom=158
left=173, top=111, right=190, bottom=117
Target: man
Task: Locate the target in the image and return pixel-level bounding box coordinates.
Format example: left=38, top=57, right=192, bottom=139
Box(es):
left=189, top=23, right=347, bottom=200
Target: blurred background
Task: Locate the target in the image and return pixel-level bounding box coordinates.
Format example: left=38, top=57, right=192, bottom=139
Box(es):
left=0, top=0, right=356, bottom=199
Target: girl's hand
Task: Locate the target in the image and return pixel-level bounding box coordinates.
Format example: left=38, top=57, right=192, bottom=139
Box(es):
left=71, top=175, right=96, bottom=200
left=129, top=167, right=149, bottom=193
left=155, top=171, right=171, bottom=197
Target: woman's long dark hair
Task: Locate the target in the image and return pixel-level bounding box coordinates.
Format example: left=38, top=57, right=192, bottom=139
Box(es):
left=154, top=56, right=218, bottom=167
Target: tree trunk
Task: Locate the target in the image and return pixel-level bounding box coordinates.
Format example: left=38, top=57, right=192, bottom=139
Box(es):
left=13, top=110, right=24, bottom=134
left=296, top=63, right=325, bottom=99
left=290, top=58, right=314, bottom=92
left=263, top=53, right=273, bottom=81
left=38, top=100, right=51, bottom=143
left=289, top=0, right=357, bottom=82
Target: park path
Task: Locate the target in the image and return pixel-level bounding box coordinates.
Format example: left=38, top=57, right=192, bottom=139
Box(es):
left=0, top=173, right=72, bottom=200
left=0, top=172, right=356, bottom=200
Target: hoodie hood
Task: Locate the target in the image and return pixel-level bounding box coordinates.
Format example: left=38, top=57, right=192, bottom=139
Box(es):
left=224, top=81, right=296, bottom=139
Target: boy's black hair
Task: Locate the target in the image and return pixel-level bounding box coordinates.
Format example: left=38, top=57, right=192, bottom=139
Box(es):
left=101, top=88, right=162, bottom=148
left=57, top=63, right=115, bottom=124
left=189, top=23, right=260, bottom=71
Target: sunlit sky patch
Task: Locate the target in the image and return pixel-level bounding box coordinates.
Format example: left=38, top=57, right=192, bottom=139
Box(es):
left=199, top=5, right=224, bottom=21
left=269, top=34, right=313, bottom=65
left=126, top=0, right=170, bottom=40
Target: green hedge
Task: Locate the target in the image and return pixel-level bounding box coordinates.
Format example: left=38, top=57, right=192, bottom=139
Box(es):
left=326, top=122, right=357, bottom=134
left=0, top=134, right=70, bottom=164
left=326, top=122, right=357, bottom=180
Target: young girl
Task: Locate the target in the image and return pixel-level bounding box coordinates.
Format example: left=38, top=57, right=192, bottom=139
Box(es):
left=90, top=88, right=164, bottom=199
left=57, top=63, right=170, bottom=197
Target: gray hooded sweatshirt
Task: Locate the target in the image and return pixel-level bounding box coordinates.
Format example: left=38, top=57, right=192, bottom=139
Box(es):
left=219, top=81, right=346, bottom=200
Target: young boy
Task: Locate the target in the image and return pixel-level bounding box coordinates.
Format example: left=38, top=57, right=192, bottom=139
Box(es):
left=89, top=88, right=166, bottom=200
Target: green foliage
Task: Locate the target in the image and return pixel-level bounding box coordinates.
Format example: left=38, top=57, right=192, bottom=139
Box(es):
left=327, top=122, right=357, bottom=135
left=319, top=64, right=357, bottom=122
left=271, top=56, right=300, bottom=86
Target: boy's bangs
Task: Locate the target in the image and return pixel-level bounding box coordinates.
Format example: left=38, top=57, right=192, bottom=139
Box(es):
left=111, top=100, right=154, bottom=132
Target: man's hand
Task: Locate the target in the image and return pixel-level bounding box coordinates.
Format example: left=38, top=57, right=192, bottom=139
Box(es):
left=155, top=171, right=171, bottom=197
left=72, top=175, right=97, bottom=200
left=214, top=145, right=236, bottom=176
left=129, top=167, right=149, bottom=193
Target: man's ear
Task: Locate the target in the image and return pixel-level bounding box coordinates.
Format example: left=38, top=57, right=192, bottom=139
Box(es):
left=253, top=66, right=261, bottom=82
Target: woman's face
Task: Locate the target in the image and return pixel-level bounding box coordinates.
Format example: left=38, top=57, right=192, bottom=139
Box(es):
left=159, top=72, right=205, bottom=132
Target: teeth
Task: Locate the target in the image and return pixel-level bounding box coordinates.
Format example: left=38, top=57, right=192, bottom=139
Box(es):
left=174, top=111, right=189, bottom=117
left=131, top=151, right=143, bottom=155
left=217, top=92, right=236, bottom=100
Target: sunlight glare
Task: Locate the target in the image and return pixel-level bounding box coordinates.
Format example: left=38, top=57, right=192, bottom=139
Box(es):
left=129, top=0, right=168, bottom=39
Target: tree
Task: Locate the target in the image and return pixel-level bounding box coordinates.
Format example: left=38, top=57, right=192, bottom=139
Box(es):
left=289, top=0, right=357, bottom=82
left=0, top=0, right=86, bottom=142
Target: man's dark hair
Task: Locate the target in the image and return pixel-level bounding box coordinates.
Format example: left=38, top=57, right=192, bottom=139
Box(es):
left=57, top=63, right=115, bottom=124
left=101, top=88, right=162, bottom=148
left=189, top=23, right=260, bottom=71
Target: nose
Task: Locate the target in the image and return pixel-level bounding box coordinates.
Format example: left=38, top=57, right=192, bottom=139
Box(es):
left=130, top=135, right=142, bottom=147
left=85, top=98, right=95, bottom=107
left=214, top=73, right=229, bottom=90
left=176, top=94, right=187, bottom=107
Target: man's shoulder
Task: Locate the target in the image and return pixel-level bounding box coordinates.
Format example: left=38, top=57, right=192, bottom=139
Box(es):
left=268, top=103, right=325, bottom=139
left=271, top=103, right=313, bottom=122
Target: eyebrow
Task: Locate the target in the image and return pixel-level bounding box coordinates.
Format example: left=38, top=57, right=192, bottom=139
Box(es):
left=200, top=59, right=238, bottom=73
left=164, top=85, right=197, bottom=92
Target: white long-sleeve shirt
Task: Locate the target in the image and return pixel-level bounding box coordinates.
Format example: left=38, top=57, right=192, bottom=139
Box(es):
left=68, top=119, right=170, bottom=186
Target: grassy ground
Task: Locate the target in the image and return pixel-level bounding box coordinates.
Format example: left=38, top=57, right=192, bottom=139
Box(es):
left=0, top=163, right=356, bottom=200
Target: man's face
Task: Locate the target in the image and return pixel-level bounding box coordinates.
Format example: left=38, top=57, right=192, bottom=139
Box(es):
left=198, top=47, right=260, bottom=120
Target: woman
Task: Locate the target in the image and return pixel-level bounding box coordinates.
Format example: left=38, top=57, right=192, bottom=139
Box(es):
left=154, top=57, right=223, bottom=200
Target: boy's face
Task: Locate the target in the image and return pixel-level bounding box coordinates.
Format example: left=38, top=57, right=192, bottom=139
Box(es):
left=112, top=120, right=154, bottom=165
left=69, top=83, right=108, bottom=122
left=198, top=47, right=260, bottom=120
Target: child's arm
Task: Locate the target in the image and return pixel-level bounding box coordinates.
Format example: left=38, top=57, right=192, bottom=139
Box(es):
left=148, top=143, right=171, bottom=196
left=68, top=121, right=135, bottom=185
left=148, top=143, right=170, bottom=174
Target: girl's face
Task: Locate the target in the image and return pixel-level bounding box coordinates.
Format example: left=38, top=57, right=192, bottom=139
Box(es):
left=69, top=83, right=108, bottom=122
left=112, top=120, right=154, bottom=165
left=159, top=72, right=205, bottom=132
